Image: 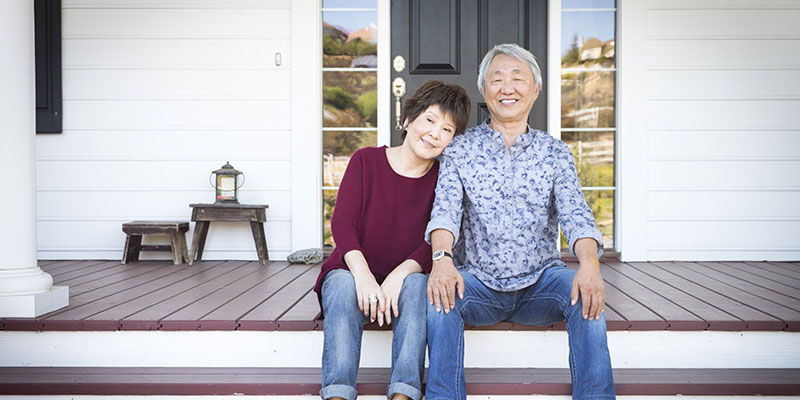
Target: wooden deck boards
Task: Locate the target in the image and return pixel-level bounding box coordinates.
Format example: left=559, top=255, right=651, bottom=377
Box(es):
left=1, top=367, right=798, bottom=396
left=3, top=260, right=799, bottom=332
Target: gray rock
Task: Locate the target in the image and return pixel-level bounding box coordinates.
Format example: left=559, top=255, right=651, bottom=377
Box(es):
left=287, top=248, right=324, bottom=264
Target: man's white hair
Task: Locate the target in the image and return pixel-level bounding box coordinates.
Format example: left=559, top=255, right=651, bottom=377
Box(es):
left=477, top=43, right=542, bottom=95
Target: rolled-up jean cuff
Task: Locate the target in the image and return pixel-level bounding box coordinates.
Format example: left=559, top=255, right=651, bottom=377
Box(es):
left=320, top=384, right=357, bottom=400
left=387, top=381, right=423, bottom=400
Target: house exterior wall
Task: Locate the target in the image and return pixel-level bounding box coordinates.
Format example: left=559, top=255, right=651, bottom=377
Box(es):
left=619, top=0, right=800, bottom=261
left=34, top=0, right=799, bottom=262
left=36, top=0, right=296, bottom=260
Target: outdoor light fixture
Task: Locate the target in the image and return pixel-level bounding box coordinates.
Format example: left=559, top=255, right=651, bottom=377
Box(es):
left=210, top=162, right=244, bottom=204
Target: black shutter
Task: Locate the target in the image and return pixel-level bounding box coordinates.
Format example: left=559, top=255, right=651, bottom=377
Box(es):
left=35, top=0, right=62, bottom=134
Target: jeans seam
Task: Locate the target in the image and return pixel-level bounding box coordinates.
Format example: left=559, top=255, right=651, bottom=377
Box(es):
left=456, top=318, right=464, bottom=400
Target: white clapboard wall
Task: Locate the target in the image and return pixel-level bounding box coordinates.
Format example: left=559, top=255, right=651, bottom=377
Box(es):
left=620, top=0, right=800, bottom=261
left=35, top=0, right=295, bottom=260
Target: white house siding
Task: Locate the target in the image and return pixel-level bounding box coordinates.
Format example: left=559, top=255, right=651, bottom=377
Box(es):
left=36, top=0, right=295, bottom=260
left=625, top=0, right=800, bottom=261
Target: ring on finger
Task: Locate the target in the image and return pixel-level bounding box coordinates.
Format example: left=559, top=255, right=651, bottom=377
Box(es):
left=368, top=293, right=378, bottom=303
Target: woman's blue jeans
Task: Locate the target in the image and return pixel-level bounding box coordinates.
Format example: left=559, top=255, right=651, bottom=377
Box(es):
left=426, top=265, right=615, bottom=400
left=321, top=269, right=428, bottom=400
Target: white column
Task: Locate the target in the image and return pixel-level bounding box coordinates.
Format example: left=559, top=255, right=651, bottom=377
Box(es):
left=0, top=0, right=68, bottom=317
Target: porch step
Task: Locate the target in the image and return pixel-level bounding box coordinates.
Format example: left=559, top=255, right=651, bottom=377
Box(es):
left=1, top=367, right=798, bottom=396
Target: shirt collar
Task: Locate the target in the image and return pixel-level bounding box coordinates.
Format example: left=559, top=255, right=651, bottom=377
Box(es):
left=481, top=119, right=536, bottom=150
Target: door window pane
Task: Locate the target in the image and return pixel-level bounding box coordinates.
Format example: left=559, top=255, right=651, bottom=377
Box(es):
left=562, top=0, right=615, bottom=9
left=585, top=190, right=614, bottom=249
left=559, top=190, right=614, bottom=250
left=561, top=71, right=615, bottom=129
left=561, top=11, right=615, bottom=68
left=562, top=131, right=614, bottom=187
left=323, top=71, right=378, bottom=127
left=323, top=130, right=377, bottom=186
left=323, top=11, right=378, bottom=68
left=324, top=0, right=376, bottom=8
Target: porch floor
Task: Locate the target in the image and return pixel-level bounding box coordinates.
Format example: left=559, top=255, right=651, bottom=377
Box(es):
left=2, top=259, right=799, bottom=332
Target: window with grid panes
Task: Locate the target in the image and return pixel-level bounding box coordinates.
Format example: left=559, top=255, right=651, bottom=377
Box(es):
left=322, top=0, right=379, bottom=247
left=560, top=0, right=617, bottom=250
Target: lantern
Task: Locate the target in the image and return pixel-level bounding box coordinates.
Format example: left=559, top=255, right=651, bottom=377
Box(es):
left=210, top=162, right=244, bottom=204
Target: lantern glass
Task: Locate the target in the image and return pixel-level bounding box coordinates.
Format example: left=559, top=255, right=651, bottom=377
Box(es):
left=216, top=175, right=237, bottom=202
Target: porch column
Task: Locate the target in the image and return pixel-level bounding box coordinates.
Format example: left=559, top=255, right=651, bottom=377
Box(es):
left=0, top=0, right=68, bottom=317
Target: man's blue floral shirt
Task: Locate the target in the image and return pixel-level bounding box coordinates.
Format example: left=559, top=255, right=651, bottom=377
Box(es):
left=425, top=121, right=604, bottom=291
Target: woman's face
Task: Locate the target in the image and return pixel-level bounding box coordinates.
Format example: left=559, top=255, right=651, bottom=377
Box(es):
left=403, top=104, right=457, bottom=160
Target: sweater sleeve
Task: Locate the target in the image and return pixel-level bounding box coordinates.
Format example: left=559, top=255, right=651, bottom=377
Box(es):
left=330, top=150, right=364, bottom=256
left=405, top=241, right=433, bottom=274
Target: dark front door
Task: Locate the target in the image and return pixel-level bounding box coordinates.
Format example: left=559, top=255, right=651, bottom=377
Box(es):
left=390, top=0, right=548, bottom=145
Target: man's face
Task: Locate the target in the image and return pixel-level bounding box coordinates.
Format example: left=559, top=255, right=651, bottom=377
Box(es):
left=482, top=54, right=540, bottom=126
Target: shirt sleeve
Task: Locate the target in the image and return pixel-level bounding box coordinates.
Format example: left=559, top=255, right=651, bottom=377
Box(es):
left=330, top=150, right=364, bottom=256
left=425, top=151, right=465, bottom=244
left=406, top=241, right=433, bottom=274
left=553, top=141, right=604, bottom=258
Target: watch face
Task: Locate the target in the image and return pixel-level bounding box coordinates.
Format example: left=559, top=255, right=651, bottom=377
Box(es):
left=432, top=250, right=444, bottom=260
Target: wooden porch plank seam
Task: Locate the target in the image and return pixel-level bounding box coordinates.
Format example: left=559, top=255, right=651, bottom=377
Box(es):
left=53, top=261, right=227, bottom=322
left=596, top=268, right=669, bottom=326
left=710, top=262, right=800, bottom=303
left=695, top=262, right=800, bottom=312
left=163, top=262, right=292, bottom=326
left=155, top=262, right=265, bottom=323
left=740, top=262, right=800, bottom=289
left=628, top=262, right=747, bottom=329
left=119, top=261, right=253, bottom=323
left=766, top=261, right=800, bottom=275
left=48, top=260, right=111, bottom=278
left=670, top=261, right=797, bottom=327
left=199, top=263, right=302, bottom=323
left=104, top=261, right=241, bottom=323
left=41, top=261, right=202, bottom=320
left=603, top=262, right=709, bottom=328
left=66, top=261, right=170, bottom=297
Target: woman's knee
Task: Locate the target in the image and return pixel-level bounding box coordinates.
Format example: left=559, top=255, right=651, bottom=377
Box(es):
left=322, top=270, right=359, bottom=316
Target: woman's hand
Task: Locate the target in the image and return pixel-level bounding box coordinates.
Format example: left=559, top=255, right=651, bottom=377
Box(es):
left=380, top=270, right=406, bottom=325
left=352, top=271, right=386, bottom=325
left=380, top=259, right=422, bottom=325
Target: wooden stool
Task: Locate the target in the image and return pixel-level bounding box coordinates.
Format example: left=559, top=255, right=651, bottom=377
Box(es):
left=122, top=221, right=189, bottom=265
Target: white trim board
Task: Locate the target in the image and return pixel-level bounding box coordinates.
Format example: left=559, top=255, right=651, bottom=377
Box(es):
left=2, top=397, right=798, bottom=400
left=1, top=330, right=798, bottom=369
left=290, top=0, right=322, bottom=252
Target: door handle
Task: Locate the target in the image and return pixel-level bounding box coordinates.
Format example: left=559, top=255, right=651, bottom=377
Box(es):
left=392, top=77, right=407, bottom=131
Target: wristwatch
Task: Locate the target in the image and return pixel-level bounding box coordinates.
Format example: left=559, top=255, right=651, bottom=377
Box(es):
left=432, top=250, right=453, bottom=262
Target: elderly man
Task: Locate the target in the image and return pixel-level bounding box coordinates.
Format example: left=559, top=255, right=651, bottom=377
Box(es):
left=425, top=43, right=615, bottom=399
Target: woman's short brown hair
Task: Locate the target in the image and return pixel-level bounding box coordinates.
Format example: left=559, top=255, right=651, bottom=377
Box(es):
left=400, top=80, right=471, bottom=140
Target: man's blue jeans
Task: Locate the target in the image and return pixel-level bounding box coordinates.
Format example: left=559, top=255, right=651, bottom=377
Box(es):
left=321, top=269, right=428, bottom=400
left=426, top=265, right=615, bottom=400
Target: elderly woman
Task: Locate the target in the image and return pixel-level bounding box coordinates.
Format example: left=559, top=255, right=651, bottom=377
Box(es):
left=313, top=80, right=471, bottom=400
left=424, top=43, right=615, bottom=399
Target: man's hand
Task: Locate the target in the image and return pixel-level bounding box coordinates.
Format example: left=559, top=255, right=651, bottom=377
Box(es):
left=570, top=261, right=605, bottom=320
left=427, top=258, right=463, bottom=313
left=570, top=238, right=605, bottom=320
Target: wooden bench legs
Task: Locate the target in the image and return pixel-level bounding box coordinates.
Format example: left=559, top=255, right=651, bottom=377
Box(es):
left=122, top=222, right=190, bottom=265
left=122, top=234, right=143, bottom=263
left=188, top=221, right=268, bottom=265
left=189, top=221, right=210, bottom=266
left=250, top=221, right=269, bottom=265
left=122, top=232, right=189, bottom=265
